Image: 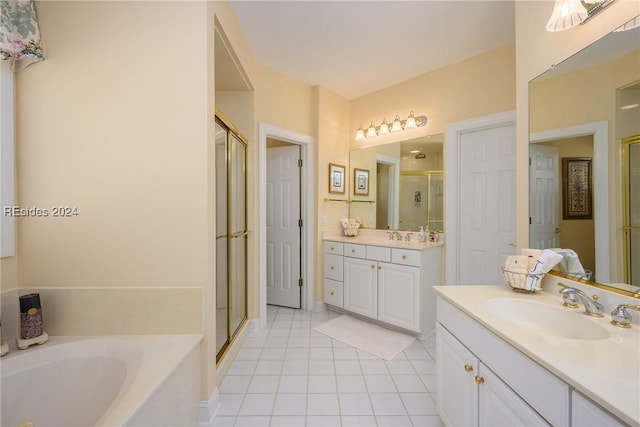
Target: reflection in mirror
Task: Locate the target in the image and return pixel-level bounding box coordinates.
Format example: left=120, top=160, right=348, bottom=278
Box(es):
left=349, top=134, right=443, bottom=230
left=529, top=15, right=640, bottom=297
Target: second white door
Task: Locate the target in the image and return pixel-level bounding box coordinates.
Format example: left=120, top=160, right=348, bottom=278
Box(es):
left=266, top=145, right=302, bottom=308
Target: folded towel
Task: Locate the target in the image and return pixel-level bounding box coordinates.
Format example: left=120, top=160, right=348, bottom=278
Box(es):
left=521, top=248, right=543, bottom=271
left=550, top=248, right=585, bottom=277
left=525, top=249, right=563, bottom=290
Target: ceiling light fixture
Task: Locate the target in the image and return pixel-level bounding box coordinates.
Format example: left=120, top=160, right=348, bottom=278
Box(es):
left=355, top=111, right=427, bottom=141
left=546, top=0, right=615, bottom=32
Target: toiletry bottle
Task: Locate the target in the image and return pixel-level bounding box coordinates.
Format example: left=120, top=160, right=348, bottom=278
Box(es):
left=418, top=226, right=426, bottom=242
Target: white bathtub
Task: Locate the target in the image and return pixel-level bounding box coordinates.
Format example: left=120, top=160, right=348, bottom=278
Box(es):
left=1, top=335, right=202, bottom=427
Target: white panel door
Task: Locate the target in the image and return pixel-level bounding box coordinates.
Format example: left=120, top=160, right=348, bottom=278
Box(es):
left=529, top=144, right=560, bottom=249
left=343, top=257, right=377, bottom=319
left=266, top=145, right=301, bottom=308
left=458, top=123, right=517, bottom=285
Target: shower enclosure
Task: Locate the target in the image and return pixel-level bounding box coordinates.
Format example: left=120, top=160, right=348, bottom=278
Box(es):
left=623, top=135, right=639, bottom=287
left=398, top=171, right=443, bottom=232
left=215, top=112, right=248, bottom=362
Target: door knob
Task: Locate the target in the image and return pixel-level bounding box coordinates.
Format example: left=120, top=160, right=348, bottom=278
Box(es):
left=509, top=242, right=517, bottom=247
left=555, top=228, right=562, bottom=234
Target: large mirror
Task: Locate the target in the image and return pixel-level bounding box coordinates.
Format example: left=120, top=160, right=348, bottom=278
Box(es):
left=529, top=15, right=640, bottom=297
left=349, top=134, right=444, bottom=231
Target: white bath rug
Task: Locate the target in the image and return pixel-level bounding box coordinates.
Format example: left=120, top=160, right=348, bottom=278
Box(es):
left=313, top=315, right=415, bottom=360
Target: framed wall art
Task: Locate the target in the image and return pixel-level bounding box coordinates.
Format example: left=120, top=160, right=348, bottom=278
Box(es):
left=328, top=163, right=345, bottom=194
left=562, top=157, right=593, bottom=220
left=354, top=168, right=369, bottom=196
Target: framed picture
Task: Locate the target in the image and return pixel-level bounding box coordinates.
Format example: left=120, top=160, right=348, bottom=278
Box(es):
left=562, top=157, right=593, bottom=220
left=354, top=168, right=369, bottom=196
left=328, top=163, right=345, bottom=194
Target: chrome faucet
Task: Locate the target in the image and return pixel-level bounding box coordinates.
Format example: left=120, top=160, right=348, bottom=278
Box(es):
left=404, top=232, right=413, bottom=242
left=559, top=287, right=604, bottom=317
left=610, top=303, right=640, bottom=328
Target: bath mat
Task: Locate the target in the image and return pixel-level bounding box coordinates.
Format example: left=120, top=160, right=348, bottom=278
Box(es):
left=313, top=315, right=415, bottom=360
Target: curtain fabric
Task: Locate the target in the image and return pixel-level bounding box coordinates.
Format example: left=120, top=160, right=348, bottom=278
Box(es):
left=0, top=0, right=43, bottom=71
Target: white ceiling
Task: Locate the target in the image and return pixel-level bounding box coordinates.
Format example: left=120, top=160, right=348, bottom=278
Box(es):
left=230, top=1, right=516, bottom=100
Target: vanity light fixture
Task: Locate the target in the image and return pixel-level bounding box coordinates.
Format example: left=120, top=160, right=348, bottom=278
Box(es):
left=614, top=16, right=640, bottom=32
left=546, top=0, right=615, bottom=32
left=355, top=111, right=427, bottom=141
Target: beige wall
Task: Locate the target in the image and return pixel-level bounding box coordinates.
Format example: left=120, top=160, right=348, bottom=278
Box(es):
left=350, top=44, right=516, bottom=148
left=515, top=0, right=640, bottom=257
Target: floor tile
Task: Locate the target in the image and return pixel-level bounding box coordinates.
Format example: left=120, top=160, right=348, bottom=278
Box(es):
left=270, top=416, right=306, bottom=426
left=338, top=393, right=373, bottom=415
left=239, top=393, right=276, bottom=416
left=364, top=375, right=397, bottom=393
left=272, top=393, right=307, bottom=416
left=336, top=375, right=368, bottom=393
left=219, top=375, right=252, bottom=394
left=308, top=375, right=337, bottom=393
left=307, top=393, right=340, bottom=415
left=392, top=374, right=427, bottom=392
left=369, top=393, right=407, bottom=416
left=278, top=375, right=308, bottom=393
left=213, top=307, right=443, bottom=426
left=400, top=392, right=438, bottom=415
left=248, top=375, right=280, bottom=394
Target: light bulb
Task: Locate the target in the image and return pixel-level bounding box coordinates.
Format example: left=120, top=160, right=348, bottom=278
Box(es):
left=366, top=122, right=377, bottom=138
left=546, top=0, right=587, bottom=32
left=405, top=111, right=417, bottom=129
left=355, top=124, right=365, bottom=141
left=378, top=118, right=389, bottom=135
left=391, top=115, right=403, bottom=132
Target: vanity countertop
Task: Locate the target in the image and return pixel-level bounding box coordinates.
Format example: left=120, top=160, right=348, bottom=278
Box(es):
left=434, top=285, right=640, bottom=425
left=323, top=235, right=442, bottom=251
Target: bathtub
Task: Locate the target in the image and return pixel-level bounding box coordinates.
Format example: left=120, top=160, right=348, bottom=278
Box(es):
left=1, top=334, right=202, bottom=427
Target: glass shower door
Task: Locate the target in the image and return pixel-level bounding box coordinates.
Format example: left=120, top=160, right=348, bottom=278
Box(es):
left=624, top=136, right=640, bottom=286
left=229, top=134, right=247, bottom=336
left=215, top=122, right=228, bottom=356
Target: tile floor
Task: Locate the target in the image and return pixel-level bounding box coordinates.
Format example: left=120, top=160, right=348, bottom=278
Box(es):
left=214, top=306, right=444, bottom=427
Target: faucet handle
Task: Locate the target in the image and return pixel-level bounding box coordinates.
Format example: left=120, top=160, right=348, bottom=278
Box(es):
left=559, top=287, right=579, bottom=308
left=611, top=304, right=640, bottom=328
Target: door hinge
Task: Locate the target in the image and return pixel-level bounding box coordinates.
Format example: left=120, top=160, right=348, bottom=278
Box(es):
left=529, top=216, right=532, bottom=225
left=529, top=157, right=531, bottom=166
left=298, top=159, right=303, bottom=168
left=298, top=278, right=303, bottom=288
left=298, top=218, right=303, bottom=227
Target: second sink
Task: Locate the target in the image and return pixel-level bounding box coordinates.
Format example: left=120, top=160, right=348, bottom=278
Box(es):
left=486, top=298, right=610, bottom=341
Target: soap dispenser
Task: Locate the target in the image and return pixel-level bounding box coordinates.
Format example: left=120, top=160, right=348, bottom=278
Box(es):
left=418, top=226, right=427, bottom=243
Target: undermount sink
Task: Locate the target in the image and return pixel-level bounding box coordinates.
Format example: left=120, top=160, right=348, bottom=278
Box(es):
left=486, top=298, right=610, bottom=341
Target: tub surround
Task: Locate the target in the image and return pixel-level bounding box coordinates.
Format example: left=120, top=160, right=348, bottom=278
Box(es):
left=1, top=334, right=202, bottom=427
left=434, top=283, right=640, bottom=425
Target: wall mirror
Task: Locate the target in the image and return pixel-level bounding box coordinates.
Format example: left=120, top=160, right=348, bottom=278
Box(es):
left=529, top=15, right=639, bottom=297
left=349, top=134, right=443, bottom=231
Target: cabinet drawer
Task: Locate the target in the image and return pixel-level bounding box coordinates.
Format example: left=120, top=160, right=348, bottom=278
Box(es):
left=392, top=248, right=421, bottom=266
left=324, top=278, right=343, bottom=307
left=366, top=245, right=391, bottom=262
left=324, top=254, right=343, bottom=281
left=344, top=243, right=366, bottom=258
left=324, top=241, right=343, bottom=255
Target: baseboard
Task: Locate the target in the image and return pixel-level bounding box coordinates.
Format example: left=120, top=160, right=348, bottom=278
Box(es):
left=199, top=387, right=220, bottom=427
left=248, top=318, right=261, bottom=332
left=312, top=300, right=327, bottom=313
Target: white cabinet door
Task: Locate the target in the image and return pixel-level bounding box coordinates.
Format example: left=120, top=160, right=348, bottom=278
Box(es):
left=478, top=363, right=550, bottom=427
left=343, top=256, right=377, bottom=319
left=436, top=323, right=478, bottom=427
left=571, top=391, right=625, bottom=427
left=378, top=262, right=420, bottom=331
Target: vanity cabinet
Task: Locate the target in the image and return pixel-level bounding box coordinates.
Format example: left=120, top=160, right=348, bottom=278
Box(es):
left=323, top=242, right=344, bottom=308
left=324, top=239, right=441, bottom=335
left=437, top=297, right=568, bottom=426
left=571, top=391, right=626, bottom=427
left=437, top=323, right=549, bottom=426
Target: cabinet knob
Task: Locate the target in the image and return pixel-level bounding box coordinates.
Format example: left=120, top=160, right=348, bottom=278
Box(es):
left=352, top=249, right=356, bottom=253
left=330, top=246, right=335, bottom=251
left=464, top=364, right=473, bottom=373
left=378, top=266, right=382, bottom=270
left=474, top=375, right=484, bottom=385
left=371, top=265, right=375, bottom=269
left=402, top=255, right=407, bottom=260
left=330, top=291, right=335, bottom=296
left=330, top=266, right=334, bottom=270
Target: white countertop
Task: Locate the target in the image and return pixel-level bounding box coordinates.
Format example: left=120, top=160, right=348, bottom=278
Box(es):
left=324, top=234, right=442, bottom=251
left=434, top=285, right=640, bottom=426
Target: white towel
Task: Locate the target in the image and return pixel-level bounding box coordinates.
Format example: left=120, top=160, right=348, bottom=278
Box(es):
left=521, top=248, right=543, bottom=271
left=526, top=249, right=563, bottom=290
left=551, top=248, right=585, bottom=277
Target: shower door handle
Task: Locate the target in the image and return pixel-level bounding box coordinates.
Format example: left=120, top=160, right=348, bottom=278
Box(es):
left=231, top=230, right=250, bottom=239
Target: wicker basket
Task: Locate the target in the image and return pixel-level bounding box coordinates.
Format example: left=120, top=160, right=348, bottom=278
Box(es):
left=501, top=268, right=545, bottom=293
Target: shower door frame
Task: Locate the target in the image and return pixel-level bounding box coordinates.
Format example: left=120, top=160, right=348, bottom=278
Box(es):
left=622, top=135, right=640, bottom=286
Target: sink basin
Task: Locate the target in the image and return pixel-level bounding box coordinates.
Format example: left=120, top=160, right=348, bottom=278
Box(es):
left=486, top=298, right=610, bottom=341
